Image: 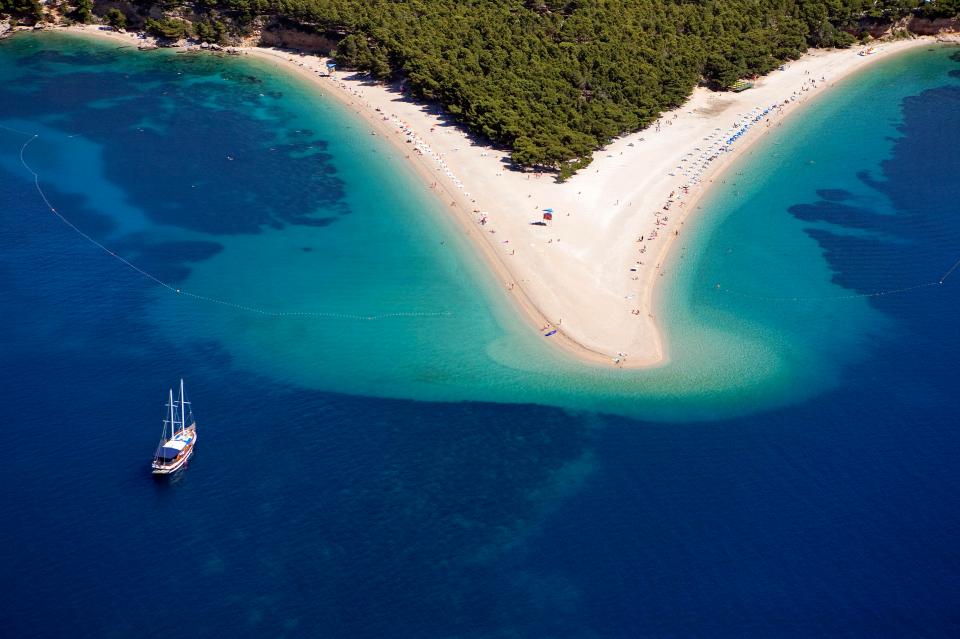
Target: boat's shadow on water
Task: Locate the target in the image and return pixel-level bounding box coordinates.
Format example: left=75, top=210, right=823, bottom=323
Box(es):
left=149, top=461, right=192, bottom=488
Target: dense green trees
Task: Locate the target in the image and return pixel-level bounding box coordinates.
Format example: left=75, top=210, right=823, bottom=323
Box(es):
left=144, top=17, right=191, bottom=40
left=264, top=0, right=952, bottom=170
left=105, top=8, right=127, bottom=31
left=919, top=0, right=960, bottom=18
left=72, top=0, right=93, bottom=24
left=335, top=32, right=390, bottom=78
left=194, top=19, right=230, bottom=44
left=0, top=0, right=41, bottom=23
left=4, top=0, right=957, bottom=171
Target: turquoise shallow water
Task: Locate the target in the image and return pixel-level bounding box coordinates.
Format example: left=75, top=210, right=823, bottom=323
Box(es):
left=2, top=34, right=959, bottom=637
left=662, top=46, right=960, bottom=409
left=0, top=35, right=955, bottom=420
left=150, top=42, right=956, bottom=419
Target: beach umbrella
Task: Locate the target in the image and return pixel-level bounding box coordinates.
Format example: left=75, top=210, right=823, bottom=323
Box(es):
left=543, top=211, right=553, bottom=221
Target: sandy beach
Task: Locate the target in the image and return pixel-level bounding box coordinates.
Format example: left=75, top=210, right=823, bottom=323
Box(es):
left=52, top=25, right=947, bottom=366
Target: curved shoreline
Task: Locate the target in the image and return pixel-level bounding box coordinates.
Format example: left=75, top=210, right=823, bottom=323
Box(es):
left=250, top=48, right=618, bottom=366
left=646, top=37, right=957, bottom=339
left=240, top=35, right=942, bottom=369
left=32, top=26, right=956, bottom=368
left=236, top=45, right=619, bottom=367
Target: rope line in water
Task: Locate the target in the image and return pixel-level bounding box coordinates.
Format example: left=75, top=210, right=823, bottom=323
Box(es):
left=939, top=256, right=960, bottom=284
left=7, top=125, right=953, bottom=312
left=716, top=256, right=960, bottom=302
left=3, top=125, right=451, bottom=321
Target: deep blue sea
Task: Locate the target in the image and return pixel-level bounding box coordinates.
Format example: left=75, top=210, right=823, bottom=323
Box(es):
left=1, top=33, right=959, bottom=637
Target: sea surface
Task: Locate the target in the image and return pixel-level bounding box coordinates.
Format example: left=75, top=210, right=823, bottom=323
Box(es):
left=1, top=33, right=958, bottom=637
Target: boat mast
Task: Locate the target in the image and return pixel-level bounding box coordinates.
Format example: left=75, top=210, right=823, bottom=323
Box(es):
left=183, top=379, right=189, bottom=431
left=168, top=389, right=175, bottom=439
left=179, top=379, right=185, bottom=434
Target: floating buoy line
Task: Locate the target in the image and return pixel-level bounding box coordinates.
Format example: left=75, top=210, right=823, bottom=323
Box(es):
left=3, top=124, right=451, bottom=321
left=6, top=124, right=955, bottom=314
left=714, top=256, right=960, bottom=303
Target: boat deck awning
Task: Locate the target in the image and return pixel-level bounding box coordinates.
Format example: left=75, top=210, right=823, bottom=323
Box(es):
left=155, top=438, right=188, bottom=461
left=155, top=447, right=181, bottom=461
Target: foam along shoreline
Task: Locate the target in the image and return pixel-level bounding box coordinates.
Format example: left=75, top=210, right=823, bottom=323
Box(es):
left=52, top=25, right=948, bottom=367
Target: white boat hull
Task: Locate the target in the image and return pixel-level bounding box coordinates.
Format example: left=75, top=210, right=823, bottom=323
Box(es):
left=152, top=426, right=197, bottom=475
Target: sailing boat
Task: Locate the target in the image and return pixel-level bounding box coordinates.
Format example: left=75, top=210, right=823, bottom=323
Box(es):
left=151, top=379, right=197, bottom=475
